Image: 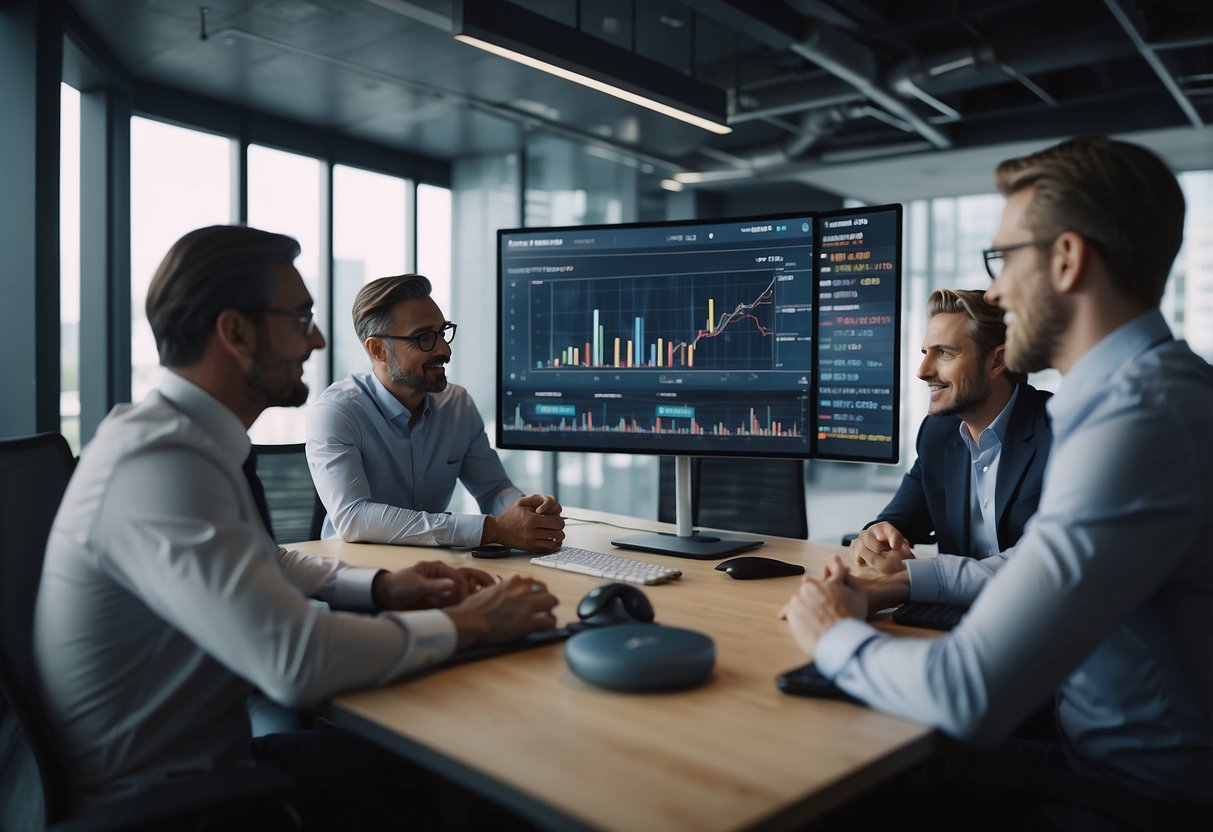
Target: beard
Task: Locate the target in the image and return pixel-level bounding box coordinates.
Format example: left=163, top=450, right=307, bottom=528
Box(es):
left=247, top=343, right=310, bottom=408
left=930, top=372, right=991, bottom=419
left=1005, top=270, right=1072, bottom=374
left=387, top=349, right=448, bottom=394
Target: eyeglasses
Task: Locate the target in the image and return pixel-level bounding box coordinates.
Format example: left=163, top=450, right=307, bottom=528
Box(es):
left=982, top=239, right=1053, bottom=280
left=239, top=307, right=318, bottom=336
left=371, top=322, right=457, bottom=352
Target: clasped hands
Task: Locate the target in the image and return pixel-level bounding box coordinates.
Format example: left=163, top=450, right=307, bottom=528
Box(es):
left=780, top=554, right=910, bottom=661
left=481, top=493, right=566, bottom=553
left=848, top=521, right=915, bottom=576
left=373, top=560, right=558, bottom=649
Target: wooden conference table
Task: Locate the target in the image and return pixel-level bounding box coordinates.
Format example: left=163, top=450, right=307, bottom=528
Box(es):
left=292, top=509, right=938, bottom=832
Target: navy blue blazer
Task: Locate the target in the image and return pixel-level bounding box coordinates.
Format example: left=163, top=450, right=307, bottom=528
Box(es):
left=871, top=384, right=1052, bottom=556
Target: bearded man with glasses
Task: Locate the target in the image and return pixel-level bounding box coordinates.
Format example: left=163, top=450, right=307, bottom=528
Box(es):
left=782, top=136, right=1212, bottom=826
left=307, top=274, right=565, bottom=552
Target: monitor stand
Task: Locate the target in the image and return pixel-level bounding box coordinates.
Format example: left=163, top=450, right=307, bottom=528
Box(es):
left=611, top=456, right=764, bottom=560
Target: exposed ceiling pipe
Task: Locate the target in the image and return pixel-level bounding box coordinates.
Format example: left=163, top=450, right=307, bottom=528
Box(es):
left=728, top=77, right=862, bottom=124
left=696, top=19, right=1141, bottom=182
left=682, top=2, right=952, bottom=149
left=1103, top=0, right=1204, bottom=127
left=677, top=104, right=887, bottom=185
left=788, top=23, right=952, bottom=149
left=887, top=23, right=1132, bottom=103
left=674, top=139, right=935, bottom=188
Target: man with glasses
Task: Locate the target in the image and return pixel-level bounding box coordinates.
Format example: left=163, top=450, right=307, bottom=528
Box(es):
left=34, top=226, right=559, bottom=817
left=851, top=288, right=1052, bottom=575
left=307, top=274, right=566, bottom=551
left=782, top=136, right=1211, bottom=824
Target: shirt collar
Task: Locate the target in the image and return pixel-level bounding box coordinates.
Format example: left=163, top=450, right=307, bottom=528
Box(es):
left=1048, top=309, right=1173, bottom=434
left=368, top=371, right=430, bottom=425
left=959, top=382, right=1019, bottom=452
left=158, top=370, right=250, bottom=468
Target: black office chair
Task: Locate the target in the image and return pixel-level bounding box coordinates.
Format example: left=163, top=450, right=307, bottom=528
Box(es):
left=657, top=456, right=808, bottom=539
left=0, top=432, right=298, bottom=831
left=252, top=443, right=326, bottom=544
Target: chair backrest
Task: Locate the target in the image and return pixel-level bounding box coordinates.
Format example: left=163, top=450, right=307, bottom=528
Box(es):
left=0, top=432, right=77, bottom=825
left=657, top=456, right=808, bottom=539
left=252, top=444, right=325, bottom=544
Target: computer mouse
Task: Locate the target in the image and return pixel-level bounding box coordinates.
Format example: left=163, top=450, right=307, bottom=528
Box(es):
left=574, top=583, right=656, bottom=628
left=715, top=556, right=806, bottom=580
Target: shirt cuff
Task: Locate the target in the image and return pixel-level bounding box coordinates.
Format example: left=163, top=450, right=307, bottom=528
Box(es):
left=377, top=609, right=458, bottom=679
left=904, top=557, right=945, bottom=602
left=447, top=513, right=488, bottom=548
left=814, top=617, right=884, bottom=678
left=332, top=566, right=382, bottom=611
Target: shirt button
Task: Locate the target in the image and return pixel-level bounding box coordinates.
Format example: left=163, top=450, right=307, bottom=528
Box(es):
left=983, top=500, right=989, bottom=508
left=982, top=465, right=989, bottom=472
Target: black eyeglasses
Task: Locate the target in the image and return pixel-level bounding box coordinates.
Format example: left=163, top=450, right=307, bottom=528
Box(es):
left=371, top=322, right=457, bottom=351
left=982, top=239, right=1053, bottom=280
left=239, top=307, right=318, bottom=335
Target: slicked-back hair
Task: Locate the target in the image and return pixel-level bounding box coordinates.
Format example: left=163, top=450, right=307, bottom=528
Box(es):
left=145, top=225, right=301, bottom=367
left=352, top=274, right=433, bottom=342
left=995, top=135, right=1184, bottom=307
left=928, top=287, right=1025, bottom=386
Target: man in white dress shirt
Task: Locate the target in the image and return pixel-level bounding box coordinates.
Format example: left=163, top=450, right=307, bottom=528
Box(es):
left=33, top=225, right=559, bottom=817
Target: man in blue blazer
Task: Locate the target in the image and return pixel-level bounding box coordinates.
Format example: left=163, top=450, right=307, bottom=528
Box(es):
left=851, top=288, right=1052, bottom=574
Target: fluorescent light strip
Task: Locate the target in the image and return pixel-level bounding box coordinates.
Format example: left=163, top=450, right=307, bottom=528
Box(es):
left=455, top=34, right=732, bottom=135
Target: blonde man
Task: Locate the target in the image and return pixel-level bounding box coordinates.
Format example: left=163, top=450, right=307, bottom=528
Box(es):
left=852, top=288, right=1052, bottom=574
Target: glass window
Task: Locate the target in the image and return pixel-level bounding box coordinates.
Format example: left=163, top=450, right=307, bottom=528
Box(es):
left=418, top=183, right=452, bottom=321
left=332, top=164, right=409, bottom=381
left=1175, top=170, right=1213, bottom=361
left=247, top=144, right=326, bottom=444
left=130, top=117, right=234, bottom=404
left=60, top=83, right=81, bottom=452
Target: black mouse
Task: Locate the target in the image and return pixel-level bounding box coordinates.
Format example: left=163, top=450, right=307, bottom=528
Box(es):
left=715, top=556, right=806, bottom=580
left=574, top=583, right=656, bottom=628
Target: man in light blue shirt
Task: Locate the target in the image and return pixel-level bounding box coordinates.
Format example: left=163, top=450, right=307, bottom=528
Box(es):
left=782, top=136, right=1212, bottom=813
left=307, top=274, right=565, bottom=551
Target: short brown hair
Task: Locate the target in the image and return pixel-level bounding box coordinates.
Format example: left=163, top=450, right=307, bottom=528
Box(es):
left=995, top=136, right=1184, bottom=307
left=145, top=225, right=300, bottom=367
left=352, top=274, right=433, bottom=341
left=928, top=288, right=1024, bottom=385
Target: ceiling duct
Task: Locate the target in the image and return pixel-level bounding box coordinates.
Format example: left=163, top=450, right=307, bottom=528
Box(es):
left=728, top=77, right=863, bottom=125
left=788, top=23, right=951, bottom=149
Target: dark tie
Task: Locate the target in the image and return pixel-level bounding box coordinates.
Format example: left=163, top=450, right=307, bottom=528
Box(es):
left=242, top=448, right=273, bottom=534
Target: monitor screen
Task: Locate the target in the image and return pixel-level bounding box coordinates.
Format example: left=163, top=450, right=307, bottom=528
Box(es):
left=496, top=205, right=902, bottom=464
left=812, top=205, right=902, bottom=462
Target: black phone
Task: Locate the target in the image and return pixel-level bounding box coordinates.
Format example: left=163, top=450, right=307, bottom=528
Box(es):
left=470, top=544, right=521, bottom=559
left=776, top=662, right=863, bottom=704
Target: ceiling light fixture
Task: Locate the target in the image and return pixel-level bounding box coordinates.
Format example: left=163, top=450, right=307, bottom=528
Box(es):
left=453, top=0, right=731, bottom=135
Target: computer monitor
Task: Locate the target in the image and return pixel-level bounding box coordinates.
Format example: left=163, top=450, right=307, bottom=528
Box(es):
left=497, top=205, right=902, bottom=558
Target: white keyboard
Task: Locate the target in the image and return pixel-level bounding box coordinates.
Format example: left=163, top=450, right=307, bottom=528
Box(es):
left=531, top=546, right=682, bottom=585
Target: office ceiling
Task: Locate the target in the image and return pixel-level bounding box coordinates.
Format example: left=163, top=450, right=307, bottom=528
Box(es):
left=70, top=0, right=1213, bottom=201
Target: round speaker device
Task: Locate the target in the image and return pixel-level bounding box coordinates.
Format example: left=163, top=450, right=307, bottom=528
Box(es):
left=564, top=624, right=715, bottom=692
